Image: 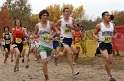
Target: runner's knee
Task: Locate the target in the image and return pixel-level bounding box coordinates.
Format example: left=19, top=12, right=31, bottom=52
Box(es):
left=42, top=59, right=48, bottom=64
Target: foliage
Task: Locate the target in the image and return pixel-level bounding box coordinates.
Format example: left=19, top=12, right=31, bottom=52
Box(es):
left=46, top=4, right=61, bottom=23
left=30, top=14, right=40, bottom=32
left=0, top=5, right=12, bottom=36
left=46, top=4, right=84, bottom=23
left=4, top=0, right=32, bottom=28
left=112, top=10, right=124, bottom=25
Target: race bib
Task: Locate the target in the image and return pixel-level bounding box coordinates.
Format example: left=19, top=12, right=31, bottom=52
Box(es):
left=102, top=36, right=112, bottom=43
left=16, top=38, right=22, bottom=44
left=64, top=28, right=71, bottom=34
left=41, top=34, right=50, bottom=42
left=5, top=40, right=10, bottom=44
left=55, top=37, right=59, bottom=41
left=75, top=37, right=81, bottom=42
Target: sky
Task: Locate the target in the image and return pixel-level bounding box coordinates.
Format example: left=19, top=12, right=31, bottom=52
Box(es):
left=0, top=0, right=124, bottom=19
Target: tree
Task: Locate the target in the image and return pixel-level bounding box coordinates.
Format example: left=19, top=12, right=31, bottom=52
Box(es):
left=71, top=5, right=84, bottom=20
left=117, top=11, right=124, bottom=25
left=30, top=14, right=40, bottom=32
left=0, top=5, right=12, bottom=36
left=46, top=4, right=61, bottom=23
left=4, top=0, right=32, bottom=28
left=46, top=4, right=85, bottom=23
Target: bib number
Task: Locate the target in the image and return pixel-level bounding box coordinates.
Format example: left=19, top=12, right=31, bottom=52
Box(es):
left=41, top=34, right=50, bottom=42
left=75, top=37, right=81, bottom=42
left=64, top=27, right=71, bottom=34
left=5, top=40, right=10, bottom=44
left=102, top=36, right=112, bottom=43
left=16, top=38, right=22, bottom=44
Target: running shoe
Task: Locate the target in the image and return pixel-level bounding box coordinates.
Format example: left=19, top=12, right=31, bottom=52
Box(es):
left=72, top=71, right=79, bottom=76
left=73, top=62, right=77, bottom=65
left=14, top=65, right=16, bottom=72
left=25, top=65, right=29, bottom=69
left=16, top=66, right=19, bottom=71
left=108, top=75, right=116, bottom=81
left=22, top=58, right=24, bottom=63
left=11, top=59, right=13, bottom=62
left=4, top=60, right=7, bottom=65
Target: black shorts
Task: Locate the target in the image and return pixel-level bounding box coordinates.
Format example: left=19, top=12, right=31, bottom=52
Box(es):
left=4, top=44, right=10, bottom=51
left=61, top=38, right=72, bottom=47
left=12, top=42, right=23, bottom=53
left=98, top=42, right=112, bottom=54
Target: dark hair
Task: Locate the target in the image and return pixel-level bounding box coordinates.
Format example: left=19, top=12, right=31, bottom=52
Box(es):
left=39, top=9, right=49, bottom=19
left=15, top=19, right=22, bottom=27
left=110, top=15, right=114, bottom=20
left=4, top=26, right=9, bottom=32
left=102, top=11, right=109, bottom=17
left=63, top=7, right=69, bottom=12
left=80, top=26, right=84, bottom=28
left=77, top=24, right=79, bottom=27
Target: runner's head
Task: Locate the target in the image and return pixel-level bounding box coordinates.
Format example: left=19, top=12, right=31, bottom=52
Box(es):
left=4, top=26, right=9, bottom=32
left=24, top=27, right=28, bottom=32
left=80, top=26, right=84, bottom=31
left=110, top=15, right=114, bottom=21
left=15, top=19, right=22, bottom=27
left=76, top=24, right=80, bottom=31
left=102, top=11, right=110, bottom=22
left=39, top=9, right=49, bottom=22
left=63, top=7, right=70, bottom=17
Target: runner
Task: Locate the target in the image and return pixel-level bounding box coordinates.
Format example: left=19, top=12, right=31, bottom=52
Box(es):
left=12, top=19, right=29, bottom=72
left=52, top=33, right=60, bottom=65
left=71, top=24, right=83, bottom=65
left=55, top=7, right=79, bottom=76
left=29, top=35, right=38, bottom=61
left=93, top=11, right=116, bottom=81
left=21, top=27, right=30, bottom=68
left=110, top=15, right=120, bottom=56
left=34, top=9, right=56, bottom=81
left=2, top=26, right=13, bottom=64
left=80, top=26, right=86, bottom=54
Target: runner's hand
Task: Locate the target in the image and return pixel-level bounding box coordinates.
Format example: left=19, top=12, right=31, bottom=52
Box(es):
left=94, top=36, right=99, bottom=41
left=112, top=35, right=116, bottom=39
left=49, top=36, right=54, bottom=40
left=66, top=24, right=72, bottom=29
left=57, top=31, right=61, bottom=35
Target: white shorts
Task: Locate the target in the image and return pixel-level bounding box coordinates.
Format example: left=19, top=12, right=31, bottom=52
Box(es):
left=40, top=52, right=51, bottom=61
left=30, top=43, right=36, bottom=49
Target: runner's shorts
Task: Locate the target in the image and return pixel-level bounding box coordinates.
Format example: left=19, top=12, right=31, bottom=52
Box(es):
left=61, top=37, right=72, bottom=47
left=98, top=42, right=112, bottom=54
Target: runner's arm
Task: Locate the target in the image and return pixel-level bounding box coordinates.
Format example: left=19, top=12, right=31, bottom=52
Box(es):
left=50, top=22, right=56, bottom=40
left=10, top=33, right=13, bottom=43
left=112, top=24, right=117, bottom=39
left=55, top=20, right=61, bottom=34
left=72, top=18, right=78, bottom=31
left=93, top=24, right=101, bottom=41
left=34, top=24, right=39, bottom=38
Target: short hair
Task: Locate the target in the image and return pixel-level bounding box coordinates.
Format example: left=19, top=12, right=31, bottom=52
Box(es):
left=4, top=26, right=9, bottom=31
left=63, top=7, right=69, bottom=12
left=110, top=15, right=114, bottom=20
left=39, top=9, right=49, bottom=19
left=102, top=11, right=109, bottom=17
